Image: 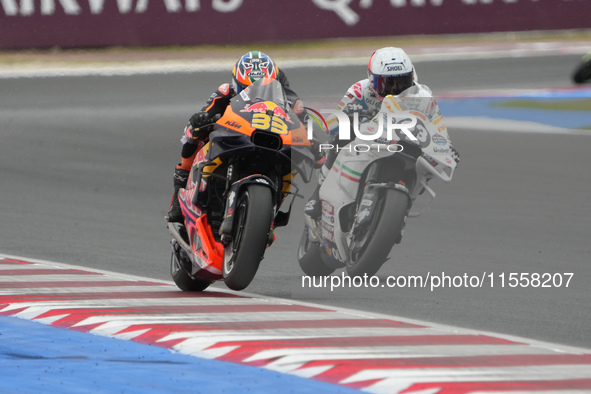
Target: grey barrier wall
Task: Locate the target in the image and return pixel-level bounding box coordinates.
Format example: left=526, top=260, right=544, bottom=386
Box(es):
left=0, top=0, right=589, bottom=49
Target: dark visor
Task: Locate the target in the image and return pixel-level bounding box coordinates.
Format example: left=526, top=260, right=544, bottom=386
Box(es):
left=375, top=72, right=413, bottom=96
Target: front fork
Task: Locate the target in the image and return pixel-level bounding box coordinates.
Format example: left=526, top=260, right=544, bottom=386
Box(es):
left=218, top=174, right=277, bottom=245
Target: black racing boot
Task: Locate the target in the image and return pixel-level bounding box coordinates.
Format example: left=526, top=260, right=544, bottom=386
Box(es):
left=166, top=168, right=190, bottom=223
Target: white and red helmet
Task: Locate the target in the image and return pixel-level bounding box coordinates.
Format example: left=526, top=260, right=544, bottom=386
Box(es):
left=368, top=47, right=416, bottom=99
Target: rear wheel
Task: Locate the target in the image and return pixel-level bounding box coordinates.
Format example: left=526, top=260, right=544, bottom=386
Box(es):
left=346, top=189, right=409, bottom=277
left=170, top=246, right=212, bottom=291
left=223, top=184, right=273, bottom=291
left=297, top=227, right=335, bottom=276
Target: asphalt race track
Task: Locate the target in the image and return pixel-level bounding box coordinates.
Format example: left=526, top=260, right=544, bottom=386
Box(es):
left=1, top=53, right=590, bottom=351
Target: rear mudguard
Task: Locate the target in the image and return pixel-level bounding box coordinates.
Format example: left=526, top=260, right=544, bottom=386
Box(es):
left=218, top=174, right=277, bottom=242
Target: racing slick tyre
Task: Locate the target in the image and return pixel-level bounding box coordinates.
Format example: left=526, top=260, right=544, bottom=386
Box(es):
left=223, top=184, right=273, bottom=291
left=170, top=246, right=212, bottom=291
left=297, top=226, right=335, bottom=276
left=346, top=188, right=409, bottom=277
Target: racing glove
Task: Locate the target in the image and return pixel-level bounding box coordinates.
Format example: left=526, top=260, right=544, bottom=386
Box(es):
left=189, top=112, right=219, bottom=139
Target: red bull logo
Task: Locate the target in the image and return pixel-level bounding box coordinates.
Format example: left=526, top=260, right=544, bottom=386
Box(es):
left=271, top=106, right=292, bottom=124
left=241, top=101, right=270, bottom=114
left=241, top=101, right=292, bottom=123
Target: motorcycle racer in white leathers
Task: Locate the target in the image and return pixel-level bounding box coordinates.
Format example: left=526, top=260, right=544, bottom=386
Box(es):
left=305, top=47, right=459, bottom=218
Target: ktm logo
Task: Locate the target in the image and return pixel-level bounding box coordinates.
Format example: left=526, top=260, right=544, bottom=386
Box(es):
left=225, top=120, right=241, bottom=129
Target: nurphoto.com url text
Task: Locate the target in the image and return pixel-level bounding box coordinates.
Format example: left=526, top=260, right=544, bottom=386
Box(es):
left=301, top=272, right=574, bottom=292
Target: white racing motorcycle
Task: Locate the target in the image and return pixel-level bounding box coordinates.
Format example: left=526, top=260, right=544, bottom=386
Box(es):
left=298, top=89, right=458, bottom=277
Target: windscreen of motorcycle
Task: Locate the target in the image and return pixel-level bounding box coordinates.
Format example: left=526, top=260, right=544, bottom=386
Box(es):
left=226, top=79, right=306, bottom=142
left=214, top=78, right=316, bottom=183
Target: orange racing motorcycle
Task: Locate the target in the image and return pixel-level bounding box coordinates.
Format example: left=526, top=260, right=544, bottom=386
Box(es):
left=168, top=78, right=315, bottom=291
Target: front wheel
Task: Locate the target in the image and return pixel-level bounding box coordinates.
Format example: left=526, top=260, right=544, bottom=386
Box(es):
left=297, top=227, right=335, bottom=276
left=223, top=184, right=273, bottom=291
left=346, top=189, right=409, bottom=277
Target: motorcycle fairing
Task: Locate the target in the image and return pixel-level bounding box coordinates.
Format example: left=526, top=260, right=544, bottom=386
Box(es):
left=176, top=189, right=223, bottom=279
left=221, top=79, right=311, bottom=148
left=319, top=200, right=346, bottom=265
left=192, top=214, right=224, bottom=278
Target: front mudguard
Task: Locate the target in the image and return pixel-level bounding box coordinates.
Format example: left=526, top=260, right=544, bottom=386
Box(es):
left=218, top=174, right=277, bottom=243
left=356, top=182, right=410, bottom=227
